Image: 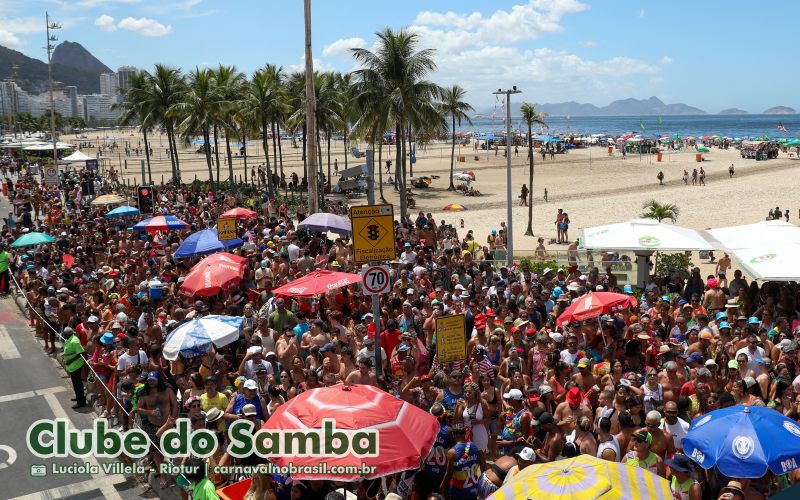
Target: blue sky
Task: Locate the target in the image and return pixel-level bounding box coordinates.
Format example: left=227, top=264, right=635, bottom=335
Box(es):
left=1, top=0, right=796, bottom=113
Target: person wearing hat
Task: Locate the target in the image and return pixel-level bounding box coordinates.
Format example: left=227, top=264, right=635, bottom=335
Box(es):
left=531, top=411, right=564, bottom=463
left=665, top=453, right=701, bottom=500
left=200, top=376, right=228, bottom=431
left=63, top=327, right=87, bottom=409
left=440, top=423, right=481, bottom=499
left=224, top=379, right=267, bottom=423
left=89, top=332, right=117, bottom=418
left=239, top=345, right=274, bottom=381
left=497, top=388, right=530, bottom=456
left=625, top=430, right=665, bottom=477
left=555, top=385, right=592, bottom=433
left=718, top=480, right=746, bottom=499
left=135, top=371, right=177, bottom=481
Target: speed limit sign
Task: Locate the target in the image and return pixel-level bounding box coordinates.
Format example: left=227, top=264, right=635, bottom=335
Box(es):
left=361, top=265, right=391, bottom=295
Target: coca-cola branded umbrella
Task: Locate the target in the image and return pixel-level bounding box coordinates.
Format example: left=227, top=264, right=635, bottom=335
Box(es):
left=271, top=270, right=361, bottom=297
left=180, top=252, right=248, bottom=297
left=220, top=207, right=258, bottom=219
left=556, top=292, right=638, bottom=327
left=260, top=384, right=439, bottom=480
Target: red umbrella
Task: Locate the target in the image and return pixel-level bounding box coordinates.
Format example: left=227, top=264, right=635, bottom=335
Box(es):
left=180, top=252, right=248, bottom=297
left=260, top=384, right=439, bottom=480
left=556, top=291, right=638, bottom=327
left=271, top=270, right=361, bottom=297
left=220, top=207, right=258, bottom=219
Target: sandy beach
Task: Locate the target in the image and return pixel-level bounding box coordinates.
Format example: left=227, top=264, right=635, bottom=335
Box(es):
left=60, top=129, right=800, bottom=275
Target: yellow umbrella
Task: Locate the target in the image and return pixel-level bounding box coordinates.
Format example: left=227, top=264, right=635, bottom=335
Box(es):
left=489, top=455, right=672, bottom=500
left=91, top=194, right=127, bottom=206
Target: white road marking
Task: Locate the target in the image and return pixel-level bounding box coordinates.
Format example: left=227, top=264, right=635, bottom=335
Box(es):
left=0, top=386, right=67, bottom=404
left=8, top=476, right=127, bottom=500
left=0, top=444, right=17, bottom=469
left=0, top=325, right=21, bottom=360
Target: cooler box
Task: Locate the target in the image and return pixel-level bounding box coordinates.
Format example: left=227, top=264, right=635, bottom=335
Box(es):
left=148, top=280, right=163, bottom=300
left=657, top=153, right=663, bottom=162
left=608, top=146, right=613, bottom=155
left=695, top=153, right=702, bottom=162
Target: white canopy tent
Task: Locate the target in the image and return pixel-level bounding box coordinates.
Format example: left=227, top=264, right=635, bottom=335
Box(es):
left=23, top=142, right=74, bottom=151
left=705, top=220, right=800, bottom=249
left=579, top=218, right=714, bottom=288
left=61, top=150, right=93, bottom=162
left=728, top=245, right=800, bottom=281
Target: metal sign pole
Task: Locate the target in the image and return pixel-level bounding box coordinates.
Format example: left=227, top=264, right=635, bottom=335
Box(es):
left=365, top=149, right=383, bottom=378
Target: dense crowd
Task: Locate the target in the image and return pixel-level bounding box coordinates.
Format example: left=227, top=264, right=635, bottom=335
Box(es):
left=2, top=155, right=800, bottom=500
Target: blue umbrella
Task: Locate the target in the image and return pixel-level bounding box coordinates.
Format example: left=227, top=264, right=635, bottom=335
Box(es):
left=132, top=215, right=189, bottom=232
left=162, top=315, right=243, bottom=360
left=105, top=205, right=140, bottom=218
left=683, top=405, right=800, bottom=478
left=174, top=227, right=244, bottom=258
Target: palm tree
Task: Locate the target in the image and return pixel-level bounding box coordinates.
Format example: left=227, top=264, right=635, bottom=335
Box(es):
left=351, top=28, right=445, bottom=220
left=641, top=200, right=680, bottom=223
left=519, top=103, right=547, bottom=236
left=144, top=65, right=187, bottom=183
left=171, top=67, right=219, bottom=184
left=439, top=85, right=473, bottom=190
left=213, top=65, right=246, bottom=184
left=117, top=70, right=154, bottom=184
left=334, top=72, right=357, bottom=173
left=241, top=66, right=282, bottom=197
left=285, top=72, right=308, bottom=182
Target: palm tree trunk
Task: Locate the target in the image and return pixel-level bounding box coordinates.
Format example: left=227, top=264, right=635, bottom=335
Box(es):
left=525, top=124, right=534, bottom=236
left=242, top=135, right=248, bottom=184
left=204, top=129, right=214, bottom=183
left=164, top=125, right=176, bottom=182
left=408, top=127, right=413, bottom=178
left=270, top=121, right=279, bottom=177
left=396, top=121, right=405, bottom=217
left=326, top=134, right=331, bottom=187
left=262, top=120, right=274, bottom=197
left=143, top=128, right=152, bottom=185
left=276, top=124, right=284, bottom=177
left=449, top=115, right=456, bottom=190
left=302, top=124, right=308, bottom=181
left=167, top=123, right=180, bottom=183
left=378, top=138, right=385, bottom=202
left=213, top=126, right=221, bottom=187
left=343, top=126, right=348, bottom=170
left=225, top=136, right=234, bottom=183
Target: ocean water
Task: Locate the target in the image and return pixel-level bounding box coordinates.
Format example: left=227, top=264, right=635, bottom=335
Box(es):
left=461, top=114, right=800, bottom=139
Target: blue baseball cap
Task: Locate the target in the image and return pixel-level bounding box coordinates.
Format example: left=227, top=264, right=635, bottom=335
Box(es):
left=100, top=332, right=115, bottom=345
left=718, top=321, right=731, bottom=330
left=146, top=371, right=159, bottom=381
left=678, top=299, right=687, bottom=306
left=623, top=284, right=634, bottom=294
left=688, top=352, right=704, bottom=363
left=715, top=312, right=727, bottom=321
left=748, top=317, right=760, bottom=325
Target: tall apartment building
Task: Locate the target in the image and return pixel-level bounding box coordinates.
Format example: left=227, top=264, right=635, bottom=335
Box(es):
left=99, top=73, right=118, bottom=96
left=116, top=66, right=138, bottom=94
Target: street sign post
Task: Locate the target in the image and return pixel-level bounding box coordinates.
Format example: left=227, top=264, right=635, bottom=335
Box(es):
left=350, top=203, right=396, bottom=265
left=43, top=164, right=58, bottom=186
left=361, top=265, right=390, bottom=296
left=217, top=217, right=237, bottom=241
left=436, top=314, right=467, bottom=364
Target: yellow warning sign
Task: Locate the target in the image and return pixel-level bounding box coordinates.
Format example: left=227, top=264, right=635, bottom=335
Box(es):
left=217, top=217, right=237, bottom=241
left=350, top=204, right=396, bottom=264
left=436, top=314, right=466, bottom=364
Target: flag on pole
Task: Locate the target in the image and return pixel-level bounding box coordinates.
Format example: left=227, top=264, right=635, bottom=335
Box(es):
left=778, top=122, right=787, bottom=132
left=640, top=120, right=646, bottom=132
left=657, top=116, right=663, bottom=125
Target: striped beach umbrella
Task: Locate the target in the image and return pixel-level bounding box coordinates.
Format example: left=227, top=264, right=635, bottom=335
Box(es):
left=133, top=215, right=189, bottom=232
left=162, top=315, right=242, bottom=361
left=443, top=204, right=468, bottom=211
left=91, top=194, right=127, bottom=206
left=489, top=454, right=672, bottom=499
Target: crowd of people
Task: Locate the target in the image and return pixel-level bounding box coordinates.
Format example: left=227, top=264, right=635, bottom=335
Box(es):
left=2, top=153, right=800, bottom=500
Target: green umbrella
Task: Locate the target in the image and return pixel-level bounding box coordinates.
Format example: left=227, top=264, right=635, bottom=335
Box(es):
left=697, top=147, right=710, bottom=153
left=11, top=232, right=55, bottom=248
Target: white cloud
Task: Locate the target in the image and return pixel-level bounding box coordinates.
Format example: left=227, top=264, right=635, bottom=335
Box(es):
left=660, top=56, right=673, bottom=65
left=76, top=0, right=141, bottom=7
left=322, top=37, right=366, bottom=58
left=118, top=17, right=172, bottom=37
left=288, top=55, right=336, bottom=74
left=95, top=14, right=117, bottom=32
left=0, top=29, right=22, bottom=49
left=579, top=39, right=598, bottom=47
left=4, top=17, right=44, bottom=35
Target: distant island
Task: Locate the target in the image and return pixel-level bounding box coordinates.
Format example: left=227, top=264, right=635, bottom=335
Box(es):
left=762, top=106, right=796, bottom=114
left=476, top=96, right=708, bottom=117
left=718, top=108, right=748, bottom=115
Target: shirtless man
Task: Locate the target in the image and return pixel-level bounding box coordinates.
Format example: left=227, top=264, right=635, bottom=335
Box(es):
left=345, top=357, right=378, bottom=386
left=554, top=386, right=593, bottom=434
left=533, top=412, right=564, bottom=463
left=572, top=359, right=598, bottom=403
left=275, top=328, right=299, bottom=368
left=703, top=278, right=726, bottom=313
left=134, top=371, right=177, bottom=482
left=555, top=209, right=565, bottom=244
left=716, top=253, right=731, bottom=288
left=301, top=319, right=330, bottom=351
left=628, top=410, right=675, bottom=461
left=658, top=361, right=684, bottom=403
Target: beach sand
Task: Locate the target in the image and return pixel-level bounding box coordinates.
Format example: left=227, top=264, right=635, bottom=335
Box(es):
left=61, top=129, right=800, bottom=277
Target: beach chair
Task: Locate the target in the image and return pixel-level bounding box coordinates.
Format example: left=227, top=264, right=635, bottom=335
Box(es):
left=351, top=147, right=365, bottom=159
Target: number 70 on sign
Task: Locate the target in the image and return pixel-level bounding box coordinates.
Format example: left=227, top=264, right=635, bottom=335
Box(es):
left=361, top=265, right=391, bottom=295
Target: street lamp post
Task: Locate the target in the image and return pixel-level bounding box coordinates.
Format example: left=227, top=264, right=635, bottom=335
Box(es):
left=493, top=87, right=521, bottom=268
left=45, top=12, right=62, bottom=171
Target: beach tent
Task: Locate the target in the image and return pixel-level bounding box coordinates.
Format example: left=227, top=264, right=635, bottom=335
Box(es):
left=61, top=150, right=93, bottom=162
left=705, top=220, right=800, bottom=249
left=579, top=218, right=713, bottom=288
left=728, top=245, right=800, bottom=281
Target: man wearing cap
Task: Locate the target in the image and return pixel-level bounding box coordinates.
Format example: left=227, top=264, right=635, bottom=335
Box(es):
left=497, top=388, right=530, bottom=456
left=665, top=454, right=702, bottom=500
left=239, top=346, right=274, bottom=381
left=225, top=379, right=267, bottom=423
left=63, top=327, right=87, bottom=409
left=555, top=386, right=592, bottom=433
left=532, top=411, right=564, bottom=463
left=625, top=430, right=665, bottom=477
left=686, top=329, right=715, bottom=359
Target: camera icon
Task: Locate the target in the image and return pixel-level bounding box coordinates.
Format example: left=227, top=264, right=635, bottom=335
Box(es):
left=31, top=464, right=47, bottom=477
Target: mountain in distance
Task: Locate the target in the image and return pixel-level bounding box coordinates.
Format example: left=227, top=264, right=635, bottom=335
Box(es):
left=762, top=106, right=796, bottom=114
left=718, top=108, right=748, bottom=115
left=0, top=43, right=104, bottom=94
left=51, top=41, right=112, bottom=74
left=509, top=96, right=707, bottom=117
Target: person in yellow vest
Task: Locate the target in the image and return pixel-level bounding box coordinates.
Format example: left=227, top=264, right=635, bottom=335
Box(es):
left=625, top=430, right=665, bottom=477
left=63, top=327, right=87, bottom=409
left=665, top=453, right=702, bottom=500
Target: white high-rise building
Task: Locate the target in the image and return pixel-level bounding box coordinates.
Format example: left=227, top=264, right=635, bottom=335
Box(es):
left=82, top=94, right=121, bottom=122
left=0, top=81, right=30, bottom=116
left=99, top=73, right=118, bottom=96
left=65, top=86, right=79, bottom=118
left=116, top=66, right=138, bottom=94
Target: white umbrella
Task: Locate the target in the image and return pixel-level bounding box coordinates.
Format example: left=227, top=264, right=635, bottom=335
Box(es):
left=729, top=245, right=800, bottom=281
left=162, top=315, right=242, bottom=361
left=580, top=218, right=714, bottom=251
left=705, top=220, right=800, bottom=250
